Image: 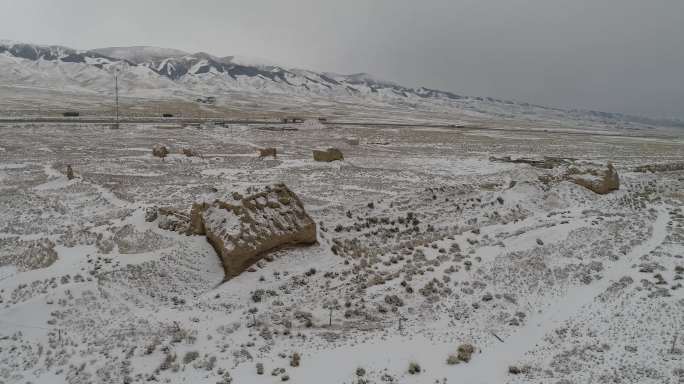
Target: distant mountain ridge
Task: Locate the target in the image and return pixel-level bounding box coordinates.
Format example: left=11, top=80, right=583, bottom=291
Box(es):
left=92, top=46, right=189, bottom=64
left=0, top=40, right=682, bottom=128
left=0, top=41, right=118, bottom=65
left=0, top=40, right=472, bottom=102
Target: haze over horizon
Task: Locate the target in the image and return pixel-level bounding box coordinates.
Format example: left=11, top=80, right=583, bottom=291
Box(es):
left=1, top=0, right=682, bottom=120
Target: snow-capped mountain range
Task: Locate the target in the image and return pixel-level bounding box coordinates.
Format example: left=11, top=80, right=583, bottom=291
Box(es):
left=1, top=40, right=682, bottom=128
left=0, top=40, right=461, bottom=100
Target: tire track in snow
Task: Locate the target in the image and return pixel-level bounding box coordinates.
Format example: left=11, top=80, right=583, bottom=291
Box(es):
left=456, top=206, right=670, bottom=384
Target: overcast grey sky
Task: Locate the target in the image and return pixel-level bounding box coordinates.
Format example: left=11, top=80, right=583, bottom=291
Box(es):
left=1, top=0, right=683, bottom=119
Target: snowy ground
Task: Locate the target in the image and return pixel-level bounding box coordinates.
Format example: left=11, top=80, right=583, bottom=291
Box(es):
left=0, top=119, right=683, bottom=384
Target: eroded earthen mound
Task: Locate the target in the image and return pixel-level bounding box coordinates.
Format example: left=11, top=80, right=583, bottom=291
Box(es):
left=491, top=156, right=620, bottom=194
left=190, top=184, right=317, bottom=279
left=313, top=148, right=344, bottom=162
left=566, top=162, right=620, bottom=194
left=152, top=144, right=169, bottom=158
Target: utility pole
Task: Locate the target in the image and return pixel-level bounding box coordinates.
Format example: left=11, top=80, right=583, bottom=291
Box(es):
left=113, top=69, right=120, bottom=129
left=329, top=307, right=333, bottom=326
left=115, top=73, right=119, bottom=121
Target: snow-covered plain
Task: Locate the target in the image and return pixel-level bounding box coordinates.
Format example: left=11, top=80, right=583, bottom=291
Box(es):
left=2, top=40, right=683, bottom=138
left=0, top=116, right=682, bottom=384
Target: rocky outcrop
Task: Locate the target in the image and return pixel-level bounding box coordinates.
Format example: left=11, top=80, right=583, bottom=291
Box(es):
left=567, top=162, right=620, bottom=194
left=313, top=148, right=344, bottom=162
left=633, top=161, right=684, bottom=173
left=491, top=156, right=620, bottom=194
left=190, top=184, right=317, bottom=279
left=457, top=344, right=475, bottom=363
left=152, top=144, right=169, bottom=158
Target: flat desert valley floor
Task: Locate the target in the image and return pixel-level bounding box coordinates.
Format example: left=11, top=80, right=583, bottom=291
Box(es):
left=1, top=118, right=683, bottom=384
